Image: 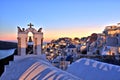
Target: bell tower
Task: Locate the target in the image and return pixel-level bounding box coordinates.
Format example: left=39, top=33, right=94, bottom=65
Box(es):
left=17, top=23, right=43, bottom=56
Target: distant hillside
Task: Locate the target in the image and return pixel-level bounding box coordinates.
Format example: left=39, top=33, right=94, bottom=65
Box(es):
left=0, top=41, right=17, bottom=50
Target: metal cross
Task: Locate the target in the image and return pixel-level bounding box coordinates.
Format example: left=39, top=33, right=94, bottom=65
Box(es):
left=28, top=23, right=34, bottom=28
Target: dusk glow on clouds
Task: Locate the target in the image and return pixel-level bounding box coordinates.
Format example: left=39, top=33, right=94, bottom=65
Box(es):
left=0, top=0, right=120, bottom=42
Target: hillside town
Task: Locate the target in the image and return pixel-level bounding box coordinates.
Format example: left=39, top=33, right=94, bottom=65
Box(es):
left=1, top=0, right=120, bottom=79
left=1, top=23, right=120, bottom=80
left=42, top=23, right=120, bottom=69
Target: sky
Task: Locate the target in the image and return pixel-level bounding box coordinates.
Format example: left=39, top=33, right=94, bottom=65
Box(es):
left=0, top=0, right=120, bottom=42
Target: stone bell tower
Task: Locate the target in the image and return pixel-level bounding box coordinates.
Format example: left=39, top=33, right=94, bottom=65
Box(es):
left=17, top=23, right=43, bottom=56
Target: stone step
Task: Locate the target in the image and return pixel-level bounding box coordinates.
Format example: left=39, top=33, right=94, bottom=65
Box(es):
left=9, top=61, right=15, bottom=66
left=4, top=65, right=9, bottom=73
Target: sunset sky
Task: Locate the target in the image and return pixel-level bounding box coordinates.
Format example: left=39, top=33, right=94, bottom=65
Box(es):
left=0, top=0, right=120, bottom=42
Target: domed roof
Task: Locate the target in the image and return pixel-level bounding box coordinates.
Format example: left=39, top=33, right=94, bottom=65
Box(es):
left=67, top=58, right=120, bottom=80
left=67, top=44, right=76, bottom=48
left=106, top=37, right=118, bottom=46
left=1, top=56, right=80, bottom=80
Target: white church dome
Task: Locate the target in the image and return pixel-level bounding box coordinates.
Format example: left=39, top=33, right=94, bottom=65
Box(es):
left=1, top=56, right=80, bottom=80
left=67, top=58, right=120, bottom=80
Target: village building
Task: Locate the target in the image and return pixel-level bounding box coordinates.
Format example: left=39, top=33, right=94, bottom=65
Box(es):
left=103, top=24, right=120, bottom=55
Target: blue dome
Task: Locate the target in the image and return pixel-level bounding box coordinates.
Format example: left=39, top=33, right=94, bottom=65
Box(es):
left=68, top=44, right=76, bottom=48
left=106, top=37, right=118, bottom=46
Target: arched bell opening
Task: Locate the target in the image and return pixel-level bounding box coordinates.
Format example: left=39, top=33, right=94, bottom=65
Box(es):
left=26, top=32, right=34, bottom=54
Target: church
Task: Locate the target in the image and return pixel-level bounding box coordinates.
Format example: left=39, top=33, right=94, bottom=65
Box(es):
left=1, top=23, right=80, bottom=80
